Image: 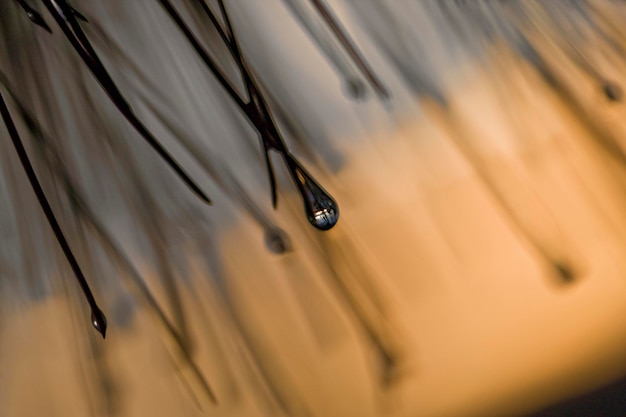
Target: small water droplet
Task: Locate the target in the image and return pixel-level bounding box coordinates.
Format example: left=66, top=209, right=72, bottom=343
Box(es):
left=264, top=228, right=292, bottom=254
left=553, top=261, right=576, bottom=284
left=603, top=82, right=622, bottom=102
left=23, top=7, right=52, bottom=32
left=91, top=308, right=108, bottom=339
left=343, top=78, right=367, bottom=100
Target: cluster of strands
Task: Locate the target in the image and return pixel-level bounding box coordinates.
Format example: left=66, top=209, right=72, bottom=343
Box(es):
left=335, top=0, right=626, bottom=284
left=0, top=92, right=107, bottom=338
left=426, top=0, right=626, bottom=283
left=154, top=0, right=342, bottom=230
left=12, top=0, right=377, bottom=232
left=10, top=0, right=626, bottom=414
left=4, top=0, right=391, bottom=340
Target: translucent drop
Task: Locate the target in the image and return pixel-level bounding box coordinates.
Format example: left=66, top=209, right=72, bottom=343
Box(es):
left=91, top=308, right=108, bottom=339
left=20, top=3, right=52, bottom=32
left=343, top=78, right=368, bottom=100
left=285, top=154, right=340, bottom=231
left=309, top=205, right=339, bottom=231
left=264, top=228, right=292, bottom=254
left=553, top=261, right=576, bottom=284
left=603, top=82, right=622, bottom=102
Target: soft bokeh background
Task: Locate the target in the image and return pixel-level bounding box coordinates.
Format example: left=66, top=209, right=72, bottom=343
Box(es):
left=3, top=1, right=626, bottom=416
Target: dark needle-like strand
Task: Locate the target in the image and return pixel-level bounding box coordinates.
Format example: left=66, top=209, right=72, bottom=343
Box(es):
left=194, top=0, right=280, bottom=205
left=196, top=0, right=232, bottom=47
left=216, top=0, right=339, bottom=228
left=308, top=0, right=389, bottom=99
left=38, top=0, right=211, bottom=205
left=0, top=92, right=107, bottom=338
left=68, top=4, right=89, bottom=22
left=161, top=0, right=339, bottom=229
left=15, top=0, right=52, bottom=32
left=48, top=0, right=86, bottom=23
left=0, top=76, right=217, bottom=401
left=157, top=0, right=247, bottom=109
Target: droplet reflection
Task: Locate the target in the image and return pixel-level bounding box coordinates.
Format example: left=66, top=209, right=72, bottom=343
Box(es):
left=285, top=154, right=339, bottom=231
left=310, top=206, right=339, bottom=231
left=91, top=308, right=108, bottom=339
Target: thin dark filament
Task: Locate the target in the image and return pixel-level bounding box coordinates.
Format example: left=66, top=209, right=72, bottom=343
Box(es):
left=308, top=0, right=389, bottom=99
left=213, top=1, right=309, bottom=208
left=206, top=0, right=287, bottom=202
left=156, top=0, right=248, bottom=109
left=27, top=112, right=216, bottom=403
left=160, top=0, right=332, bottom=207
left=212, top=0, right=286, bottom=148
left=154, top=0, right=280, bottom=149
left=0, top=92, right=107, bottom=337
left=157, top=0, right=278, bottom=210
left=137, top=91, right=287, bottom=239
left=93, top=109, right=219, bottom=404
left=196, top=0, right=232, bottom=48
left=14, top=0, right=52, bottom=32
left=215, top=3, right=340, bottom=222
left=317, top=236, right=401, bottom=384
left=39, top=0, right=211, bottom=205
left=0, top=72, right=218, bottom=402
left=158, top=0, right=299, bottom=153
left=26, top=114, right=216, bottom=402
left=216, top=0, right=239, bottom=57
left=207, top=2, right=338, bottom=226
left=52, top=21, right=283, bottom=237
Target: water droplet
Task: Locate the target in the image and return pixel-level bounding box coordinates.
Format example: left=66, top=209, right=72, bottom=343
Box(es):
left=309, top=205, right=339, bottom=231
left=18, top=1, right=52, bottom=32
left=603, top=82, right=622, bottom=102
left=91, top=308, right=108, bottom=339
left=343, top=78, right=367, bottom=100
left=553, top=261, right=576, bottom=284
left=285, top=154, right=339, bottom=231
left=264, top=228, right=292, bottom=254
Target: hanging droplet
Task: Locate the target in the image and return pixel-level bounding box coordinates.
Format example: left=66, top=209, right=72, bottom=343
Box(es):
left=16, top=0, right=52, bottom=32
left=552, top=261, right=576, bottom=284
left=309, top=205, right=339, bottom=231
left=603, top=81, right=622, bottom=102
left=343, top=78, right=368, bottom=100
left=26, top=10, right=52, bottom=31
left=285, top=154, right=339, bottom=231
left=91, top=307, right=108, bottom=339
left=264, top=228, right=292, bottom=254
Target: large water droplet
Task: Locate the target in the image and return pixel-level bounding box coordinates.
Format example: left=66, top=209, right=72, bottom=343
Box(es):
left=309, top=204, right=339, bottom=231
left=285, top=154, right=339, bottom=231
left=91, top=307, right=108, bottom=339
